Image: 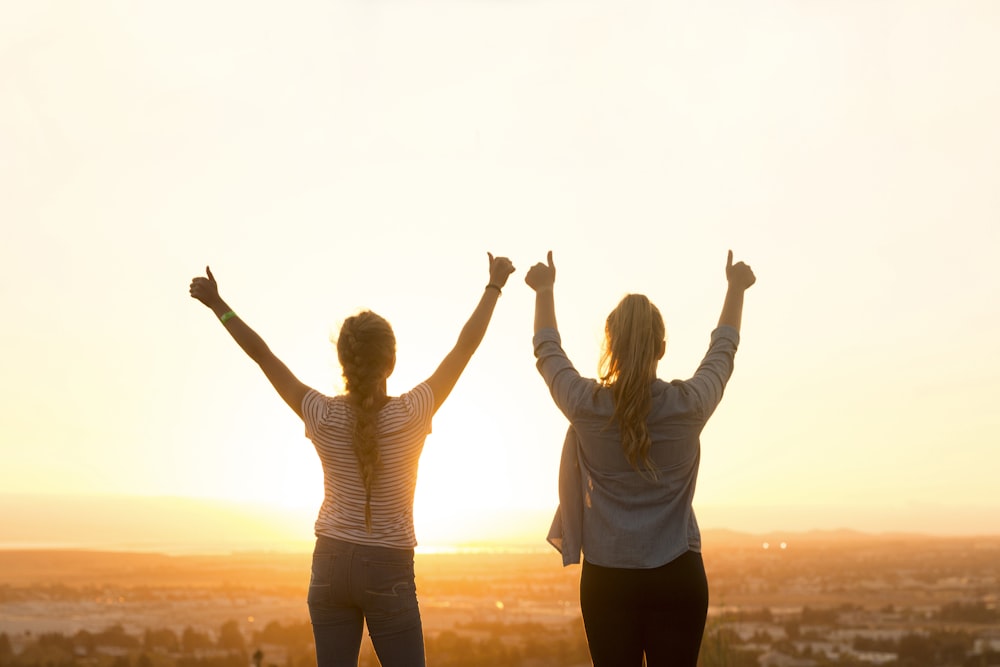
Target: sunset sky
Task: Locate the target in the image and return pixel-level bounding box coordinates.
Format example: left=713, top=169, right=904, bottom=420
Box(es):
left=2, top=1, right=998, bottom=549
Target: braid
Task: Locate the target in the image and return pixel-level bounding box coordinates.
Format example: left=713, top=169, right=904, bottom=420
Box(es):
left=336, top=311, right=396, bottom=532
left=598, top=294, right=665, bottom=479
left=352, top=372, right=381, bottom=532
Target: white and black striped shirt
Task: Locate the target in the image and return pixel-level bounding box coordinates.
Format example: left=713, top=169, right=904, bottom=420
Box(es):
left=302, top=383, right=434, bottom=548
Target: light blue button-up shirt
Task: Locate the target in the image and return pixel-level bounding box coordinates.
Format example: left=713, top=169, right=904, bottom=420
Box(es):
left=535, top=325, right=740, bottom=568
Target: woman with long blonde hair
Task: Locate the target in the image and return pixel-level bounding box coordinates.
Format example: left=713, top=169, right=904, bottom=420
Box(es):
left=525, top=250, right=755, bottom=667
left=190, top=253, right=515, bottom=667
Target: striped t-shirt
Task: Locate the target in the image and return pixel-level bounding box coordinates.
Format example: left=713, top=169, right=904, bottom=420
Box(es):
left=302, top=382, right=435, bottom=549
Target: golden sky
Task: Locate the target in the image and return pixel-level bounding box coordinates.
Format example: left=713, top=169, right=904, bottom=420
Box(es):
left=2, top=1, right=999, bottom=546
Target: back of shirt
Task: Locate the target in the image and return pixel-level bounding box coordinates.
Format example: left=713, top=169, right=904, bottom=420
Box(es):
left=535, top=326, right=740, bottom=568
left=302, top=382, right=435, bottom=549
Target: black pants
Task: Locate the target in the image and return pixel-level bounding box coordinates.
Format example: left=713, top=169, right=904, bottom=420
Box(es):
left=580, top=550, right=709, bottom=667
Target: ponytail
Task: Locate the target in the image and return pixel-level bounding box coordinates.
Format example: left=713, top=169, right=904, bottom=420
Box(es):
left=598, top=294, right=666, bottom=478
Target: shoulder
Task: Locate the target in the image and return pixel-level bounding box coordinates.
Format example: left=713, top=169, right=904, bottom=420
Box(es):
left=648, top=378, right=702, bottom=414
left=393, top=382, right=434, bottom=416
left=302, top=388, right=326, bottom=417
left=373, top=383, right=434, bottom=438
left=372, top=383, right=435, bottom=424
left=302, top=389, right=349, bottom=425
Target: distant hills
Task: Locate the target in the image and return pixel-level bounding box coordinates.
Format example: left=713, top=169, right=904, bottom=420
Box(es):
left=1, top=493, right=996, bottom=555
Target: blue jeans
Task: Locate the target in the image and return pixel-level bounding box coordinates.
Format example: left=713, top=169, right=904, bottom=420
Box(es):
left=307, top=536, right=425, bottom=667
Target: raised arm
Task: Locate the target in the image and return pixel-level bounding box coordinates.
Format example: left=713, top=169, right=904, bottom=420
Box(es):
left=189, top=266, right=311, bottom=419
left=424, top=253, right=516, bottom=412
left=718, top=250, right=756, bottom=332
left=525, top=250, right=557, bottom=334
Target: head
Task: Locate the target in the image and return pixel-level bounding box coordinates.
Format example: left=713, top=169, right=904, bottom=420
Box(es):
left=336, top=311, right=396, bottom=397
left=599, top=294, right=666, bottom=386
left=335, top=311, right=396, bottom=531
left=598, top=294, right=666, bottom=476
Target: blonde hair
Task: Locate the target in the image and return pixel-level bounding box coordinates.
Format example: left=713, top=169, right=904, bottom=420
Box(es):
left=598, top=294, right=666, bottom=477
left=335, top=311, right=396, bottom=532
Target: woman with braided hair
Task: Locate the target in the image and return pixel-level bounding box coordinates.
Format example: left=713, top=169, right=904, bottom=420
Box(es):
left=525, top=250, right=755, bottom=667
left=189, top=253, right=515, bottom=667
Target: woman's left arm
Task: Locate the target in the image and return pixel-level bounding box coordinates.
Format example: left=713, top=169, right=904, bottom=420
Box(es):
left=424, top=253, right=516, bottom=413
left=189, top=266, right=311, bottom=419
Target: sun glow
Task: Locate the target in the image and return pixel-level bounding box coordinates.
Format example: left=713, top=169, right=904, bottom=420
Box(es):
left=3, top=0, right=1000, bottom=551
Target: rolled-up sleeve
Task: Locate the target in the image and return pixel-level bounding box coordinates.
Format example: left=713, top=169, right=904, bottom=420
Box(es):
left=684, top=325, right=740, bottom=419
left=533, top=328, right=593, bottom=419
left=302, top=389, right=328, bottom=441
left=398, top=382, right=435, bottom=435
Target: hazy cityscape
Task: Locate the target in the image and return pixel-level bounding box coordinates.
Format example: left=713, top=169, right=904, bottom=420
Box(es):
left=1, top=531, right=998, bottom=666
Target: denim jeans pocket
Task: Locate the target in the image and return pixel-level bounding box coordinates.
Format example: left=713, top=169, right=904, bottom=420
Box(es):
left=307, top=553, right=337, bottom=607
left=363, top=558, right=418, bottom=616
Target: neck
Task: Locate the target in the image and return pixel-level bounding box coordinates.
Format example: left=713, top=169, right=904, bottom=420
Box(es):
left=351, top=383, right=388, bottom=409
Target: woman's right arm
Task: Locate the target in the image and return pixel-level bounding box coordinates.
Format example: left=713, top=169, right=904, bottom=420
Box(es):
left=189, top=266, right=312, bottom=419
left=525, top=250, right=557, bottom=334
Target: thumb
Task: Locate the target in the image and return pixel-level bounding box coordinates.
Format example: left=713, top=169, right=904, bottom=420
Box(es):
left=547, top=250, right=554, bottom=269
left=726, top=250, right=733, bottom=270
left=488, top=252, right=495, bottom=269
left=206, top=266, right=216, bottom=283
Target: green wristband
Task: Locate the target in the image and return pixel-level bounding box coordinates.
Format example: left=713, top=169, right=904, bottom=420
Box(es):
left=220, top=310, right=237, bottom=323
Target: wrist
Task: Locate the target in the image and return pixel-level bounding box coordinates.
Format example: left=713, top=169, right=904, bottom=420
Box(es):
left=209, top=301, right=231, bottom=317
left=485, top=283, right=503, bottom=295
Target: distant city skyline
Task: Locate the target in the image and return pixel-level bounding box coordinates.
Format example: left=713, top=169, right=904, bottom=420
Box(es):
left=3, top=533, right=996, bottom=665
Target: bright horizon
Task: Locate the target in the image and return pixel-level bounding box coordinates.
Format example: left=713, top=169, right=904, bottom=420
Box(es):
left=3, top=492, right=996, bottom=556
left=2, top=1, right=999, bottom=549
